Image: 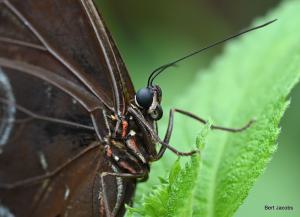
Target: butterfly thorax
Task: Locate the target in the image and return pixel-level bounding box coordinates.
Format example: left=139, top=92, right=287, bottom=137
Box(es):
left=103, top=111, right=155, bottom=176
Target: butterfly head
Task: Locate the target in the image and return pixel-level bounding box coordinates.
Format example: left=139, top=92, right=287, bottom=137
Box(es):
left=134, top=85, right=163, bottom=121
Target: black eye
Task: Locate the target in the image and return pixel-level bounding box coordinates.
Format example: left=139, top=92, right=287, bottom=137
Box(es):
left=135, top=87, right=153, bottom=109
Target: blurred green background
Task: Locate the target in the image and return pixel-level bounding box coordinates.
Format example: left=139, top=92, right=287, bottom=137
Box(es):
left=96, top=0, right=299, bottom=216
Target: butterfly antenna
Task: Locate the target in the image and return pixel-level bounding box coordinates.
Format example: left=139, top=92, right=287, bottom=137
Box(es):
left=147, top=19, right=277, bottom=86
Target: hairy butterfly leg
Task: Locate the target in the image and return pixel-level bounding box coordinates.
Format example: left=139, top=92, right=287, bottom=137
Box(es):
left=154, top=108, right=254, bottom=160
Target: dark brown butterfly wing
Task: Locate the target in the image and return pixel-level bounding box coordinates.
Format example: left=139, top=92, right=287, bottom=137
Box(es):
left=0, top=0, right=136, bottom=216
left=0, top=0, right=135, bottom=112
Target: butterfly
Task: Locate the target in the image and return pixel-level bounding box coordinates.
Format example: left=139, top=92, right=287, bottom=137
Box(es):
left=0, top=0, right=275, bottom=216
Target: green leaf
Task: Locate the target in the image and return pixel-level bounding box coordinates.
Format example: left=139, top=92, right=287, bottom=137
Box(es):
left=129, top=0, right=300, bottom=217
left=127, top=126, right=209, bottom=217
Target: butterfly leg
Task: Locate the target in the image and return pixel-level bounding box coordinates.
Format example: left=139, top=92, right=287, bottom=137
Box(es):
left=0, top=142, right=100, bottom=189
left=100, top=171, right=146, bottom=217
left=128, top=106, right=198, bottom=157
left=170, top=108, right=255, bottom=132
left=154, top=108, right=255, bottom=160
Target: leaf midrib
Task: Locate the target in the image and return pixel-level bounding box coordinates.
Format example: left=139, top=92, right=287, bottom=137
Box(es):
left=205, top=36, right=278, bottom=217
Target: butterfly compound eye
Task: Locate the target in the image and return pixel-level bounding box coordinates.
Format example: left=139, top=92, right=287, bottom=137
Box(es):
left=135, top=87, right=153, bottom=109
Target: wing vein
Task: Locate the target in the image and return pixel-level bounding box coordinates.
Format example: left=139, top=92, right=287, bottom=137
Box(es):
left=79, top=0, right=122, bottom=115
left=0, top=36, right=46, bottom=51
left=0, top=57, right=101, bottom=112
left=2, top=0, right=111, bottom=109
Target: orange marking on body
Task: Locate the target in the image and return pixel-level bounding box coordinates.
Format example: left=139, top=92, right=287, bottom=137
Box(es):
left=122, top=120, right=128, bottom=138
left=119, top=161, right=137, bottom=174
left=127, top=138, right=147, bottom=163
left=106, top=147, right=112, bottom=157
left=127, top=138, right=138, bottom=152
